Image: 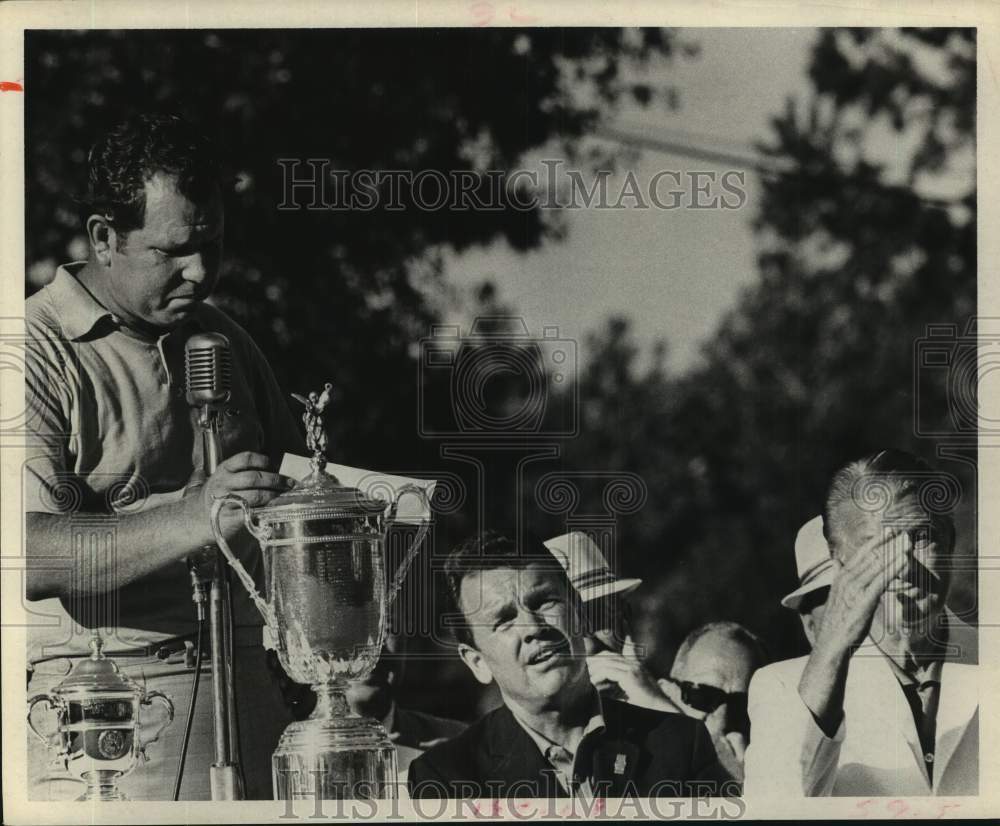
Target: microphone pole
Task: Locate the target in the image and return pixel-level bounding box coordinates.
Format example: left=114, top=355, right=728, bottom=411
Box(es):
left=186, top=332, right=243, bottom=800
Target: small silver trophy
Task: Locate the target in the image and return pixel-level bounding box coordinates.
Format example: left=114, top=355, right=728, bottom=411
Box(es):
left=27, top=631, right=174, bottom=801
left=209, top=384, right=431, bottom=800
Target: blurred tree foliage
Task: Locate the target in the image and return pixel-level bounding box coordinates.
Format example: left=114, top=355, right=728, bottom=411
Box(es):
left=540, top=28, right=977, bottom=673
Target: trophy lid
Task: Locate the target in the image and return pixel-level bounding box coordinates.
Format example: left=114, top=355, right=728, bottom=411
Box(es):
left=256, top=466, right=386, bottom=519
left=255, top=383, right=386, bottom=521
left=54, top=633, right=140, bottom=695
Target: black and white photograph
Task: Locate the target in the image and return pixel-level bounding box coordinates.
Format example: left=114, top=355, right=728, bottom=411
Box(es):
left=2, top=1, right=997, bottom=822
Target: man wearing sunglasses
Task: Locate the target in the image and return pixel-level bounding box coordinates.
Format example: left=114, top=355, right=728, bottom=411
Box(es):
left=660, top=622, right=767, bottom=783
left=744, top=450, right=978, bottom=796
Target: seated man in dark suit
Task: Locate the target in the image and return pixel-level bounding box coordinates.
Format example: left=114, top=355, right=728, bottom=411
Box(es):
left=408, top=531, right=729, bottom=799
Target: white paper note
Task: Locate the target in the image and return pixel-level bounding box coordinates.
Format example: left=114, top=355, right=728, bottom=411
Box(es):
left=279, top=454, right=436, bottom=524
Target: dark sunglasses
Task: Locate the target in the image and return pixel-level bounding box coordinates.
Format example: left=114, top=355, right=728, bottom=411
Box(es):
left=671, top=679, right=748, bottom=716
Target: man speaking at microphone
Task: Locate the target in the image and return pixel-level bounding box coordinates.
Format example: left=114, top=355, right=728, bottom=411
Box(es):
left=24, top=113, right=304, bottom=800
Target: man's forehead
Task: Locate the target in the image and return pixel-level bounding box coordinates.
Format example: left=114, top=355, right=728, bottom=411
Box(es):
left=839, top=491, right=933, bottom=539
left=460, top=564, right=563, bottom=603
left=679, top=635, right=756, bottom=683
left=140, top=172, right=223, bottom=233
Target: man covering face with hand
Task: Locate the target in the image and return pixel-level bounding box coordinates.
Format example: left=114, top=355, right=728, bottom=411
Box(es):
left=744, top=450, right=978, bottom=797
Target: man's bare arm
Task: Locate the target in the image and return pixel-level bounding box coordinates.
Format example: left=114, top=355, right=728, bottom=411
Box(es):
left=27, top=495, right=208, bottom=601
left=25, top=451, right=296, bottom=601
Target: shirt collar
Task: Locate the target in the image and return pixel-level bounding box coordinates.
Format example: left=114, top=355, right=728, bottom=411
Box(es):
left=507, top=689, right=606, bottom=760
left=883, top=650, right=944, bottom=687
left=48, top=262, right=118, bottom=341
left=47, top=261, right=204, bottom=343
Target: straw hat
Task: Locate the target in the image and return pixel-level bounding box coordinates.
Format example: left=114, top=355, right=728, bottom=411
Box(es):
left=780, top=515, right=835, bottom=610
left=543, top=531, right=642, bottom=602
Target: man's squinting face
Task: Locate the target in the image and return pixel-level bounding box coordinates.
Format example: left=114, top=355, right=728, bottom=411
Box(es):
left=836, top=493, right=951, bottom=639
left=106, top=172, right=223, bottom=332
left=458, top=565, right=588, bottom=712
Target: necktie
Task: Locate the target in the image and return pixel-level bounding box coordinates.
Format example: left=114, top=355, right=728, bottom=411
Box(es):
left=902, top=679, right=940, bottom=782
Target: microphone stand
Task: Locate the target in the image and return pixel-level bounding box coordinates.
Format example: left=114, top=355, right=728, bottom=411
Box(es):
left=189, top=402, right=243, bottom=800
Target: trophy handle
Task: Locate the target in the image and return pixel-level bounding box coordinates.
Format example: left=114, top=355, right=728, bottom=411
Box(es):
left=137, top=690, right=175, bottom=762
left=384, top=484, right=432, bottom=610
left=27, top=693, right=60, bottom=747
left=209, top=494, right=277, bottom=629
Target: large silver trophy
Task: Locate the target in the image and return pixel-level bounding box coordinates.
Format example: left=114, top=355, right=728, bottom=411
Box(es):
left=209, top=384, right=431, bottom=800
left=27, top=631, right=174, bottom=801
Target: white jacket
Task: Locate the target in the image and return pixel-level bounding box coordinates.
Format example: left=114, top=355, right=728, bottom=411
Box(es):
left=744, top=612, right=978, bottom=797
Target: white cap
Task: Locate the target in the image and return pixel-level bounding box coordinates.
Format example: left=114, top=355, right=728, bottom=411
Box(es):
left=780, top=516, right=835, bottom=611
left=543, top=531, right=642, bottom=602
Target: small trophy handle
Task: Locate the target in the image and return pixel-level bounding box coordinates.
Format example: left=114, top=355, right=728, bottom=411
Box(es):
left=27, top=693, right=59, bottom=747
left=209, top=494, right=277, bottom=629
left=384, top=484, right=432, bottom=610
left=137, top=690, right=175, bottom=762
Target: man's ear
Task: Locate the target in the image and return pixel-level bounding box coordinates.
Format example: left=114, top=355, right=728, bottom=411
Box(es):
left=457, top=643, right=493, bottom=686
left=86, top=214, right=116, bottom=266
left=799, top=614, right=818, bottom=647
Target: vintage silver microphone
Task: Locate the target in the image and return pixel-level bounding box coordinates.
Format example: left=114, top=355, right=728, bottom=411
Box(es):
left=185, top=333, right=232, bottom=614
left=185, top=332, right=232, bottom=469
left=184, top=332, right=243, bottom=800
left=185, top=332, right=232, bottom=401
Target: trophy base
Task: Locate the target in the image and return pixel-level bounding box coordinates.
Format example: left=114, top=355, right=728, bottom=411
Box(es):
left=272, top=688, right=398, bottom=801
left=77, top=770, right=128, bottom=801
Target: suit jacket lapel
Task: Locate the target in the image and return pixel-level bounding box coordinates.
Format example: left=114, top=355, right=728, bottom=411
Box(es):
left=853, top=638, right=930, bottom=788
left=590, top=699, right=642, bottom=796
left=853, top=611, right=979, bottom=792
left=934, top=662, right=978, bottom=791
left=591, top=738, right=640, bottom=796
left=484, top=706, right=561, bottom=796
left=933, top=613, right=978, bottom=791
left=484, top=700, right=647, bottom=797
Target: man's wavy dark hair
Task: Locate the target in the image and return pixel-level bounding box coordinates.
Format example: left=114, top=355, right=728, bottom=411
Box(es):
left=83, top=113, right=222, bottom=245
left=443, top=530, right=569, bottom=648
